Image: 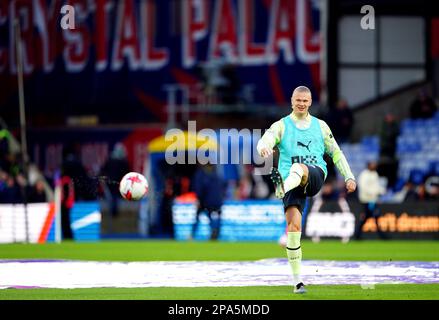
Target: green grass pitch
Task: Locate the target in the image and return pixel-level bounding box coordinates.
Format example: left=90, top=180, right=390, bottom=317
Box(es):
left=0, top=240, right=438, bottom=300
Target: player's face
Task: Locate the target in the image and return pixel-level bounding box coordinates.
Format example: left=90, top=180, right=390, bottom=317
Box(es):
left=291, top=92, right=312, bottom=116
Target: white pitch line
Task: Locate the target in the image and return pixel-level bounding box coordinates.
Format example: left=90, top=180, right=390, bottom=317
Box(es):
left=0, top=259, right=438, bottom=289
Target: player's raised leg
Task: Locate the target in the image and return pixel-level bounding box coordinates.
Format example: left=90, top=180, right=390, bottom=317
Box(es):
left=284, top=163, right=309, bottom=194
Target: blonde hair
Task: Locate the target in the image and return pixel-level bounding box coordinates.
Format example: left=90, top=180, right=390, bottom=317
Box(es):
left=292, top=86, right=311, bottom=97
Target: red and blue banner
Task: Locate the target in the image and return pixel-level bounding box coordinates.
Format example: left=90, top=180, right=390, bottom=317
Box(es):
left=0, top=0, right=321, bottom=124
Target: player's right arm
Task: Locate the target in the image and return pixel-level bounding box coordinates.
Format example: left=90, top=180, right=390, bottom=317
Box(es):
left=257, top=119, right=284, bottom=158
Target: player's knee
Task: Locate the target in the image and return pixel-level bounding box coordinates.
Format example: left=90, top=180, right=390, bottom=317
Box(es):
left=289, top=163, right=304, bottom=177
left=287, top=220, right=301, bottom=232
left=300, top=164, right=309, bottom=175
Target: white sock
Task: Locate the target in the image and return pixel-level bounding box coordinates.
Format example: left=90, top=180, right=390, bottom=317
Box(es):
left=286, top=231, right=302, bottom=285
left=284, top=163, right=304, bottom=193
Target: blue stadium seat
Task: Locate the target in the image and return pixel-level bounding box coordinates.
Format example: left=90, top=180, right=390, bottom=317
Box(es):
left=361, top=136, right=379, bottom=147
left=397, top=141, right=422, bottom=154
left=393, top=178, right=406, bottom=192
left=428, top=161, right=439, bottom=176
left=426, top=127, right=439, bottom=137
left=409, top=169, right=425, bottom=185
left=401, top=124, right=413, bottom=135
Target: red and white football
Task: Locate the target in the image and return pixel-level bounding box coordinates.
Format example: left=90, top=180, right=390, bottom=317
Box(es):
left=119, top=172, right=149, bottom=201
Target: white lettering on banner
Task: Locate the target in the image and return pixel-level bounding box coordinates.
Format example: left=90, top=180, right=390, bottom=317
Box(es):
left=305, top=212, right=355, bottom=238
left=63, top=1, right=90, bottom=72
left=172, top=204, right=198, bottom=224
left=172, top=201, right=285, bottom=241
left=238, top=0, right=266, bottom=66
left=111, top=0, right=169, bottom=71
left=172, top=202, right=285, bottom=224
left=296, top=0, right=320, bottom=63
left=140, top=0, right=169, bottom=70
left=111, top=0, right=142, bottom=71
left=266, top=0, right=295, bottom=64
left=305, top=196, right=356, bottom=238
left=95, top=0, right=113, bottom=71
left=0, top=0, right=320, bottom=75
left=9, top=1, right=34, bottom=75
left=182, top=0, right=209, bottom=68
left=222, top=204, right=285, bottom=223
left=34, top=0, right=60, bottom=73
left=208, top=0, right=239, bottom=63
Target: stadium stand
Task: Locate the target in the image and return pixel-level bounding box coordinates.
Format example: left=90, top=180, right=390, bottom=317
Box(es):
left=335, top=111, right=439, bottom=202
left=339, top=136, right=380, bottom=184
left=397, top=112, right=439, bottom=185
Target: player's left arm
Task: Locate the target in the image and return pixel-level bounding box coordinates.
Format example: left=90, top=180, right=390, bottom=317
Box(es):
left=319, top=120, right=357, bottom=193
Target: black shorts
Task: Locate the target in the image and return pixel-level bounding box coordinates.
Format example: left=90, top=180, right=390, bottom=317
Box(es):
left=282, top=165, right=325, bottom=213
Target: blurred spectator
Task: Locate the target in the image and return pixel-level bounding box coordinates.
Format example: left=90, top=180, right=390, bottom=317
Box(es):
left=1, top=153, right=22, bottom=178
left=423, top=161, right=439, bottom=199
left=217, top=63, right=241, bottom=105
left=236, top=164, right=270, bottom=200
left=224, top=179, right=238, bottom=200
left=0, top=171, right=6, bottom=202
left=393, top=180, right=419, bottom=203
left=379, top=113, right=399, bottom=158
left=15, top=173, right=32, bottom=203
left=199, top=57, right=227, bottom=105
left=191, top=163, right=225, bottom=240
left=413, top=177, right=439, bottom=201
left=199, top=53, right=241, bottom=105
left=320, top=180, right=340, bottom=201
left=424, top=176, right=439, bottom=200
left=409, top=89, right=438, bottom=119
left=28, top=179, right=48, bottom=203
left=1, top=124, right=51, bottom=205
left=60, top=143, right=88, bottom=240
left=60, top=174, right=74, bottom=240
left=402, top=181, right=420, bottom=201
left=416, top=184, right=429, bottom=201
left=378, top=113, right=400, bottom=188
left=159, top=163, right=192, bottom=237
left=354, top=161, right=388, bottom=240
left=153, top=159, right=192, bottom=235
left=100, top=143, right=130, bottom=217
left=236, top=166, right=253, bottom=200
left=0, top=128, right=11, bottom=168
left=250, top=165, right=270, bottom=199
left=326, top=99, right=354, bottom=143
left=62, top=143, right=97, bottom=200
left=0, top=171, right=22, bottom=203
